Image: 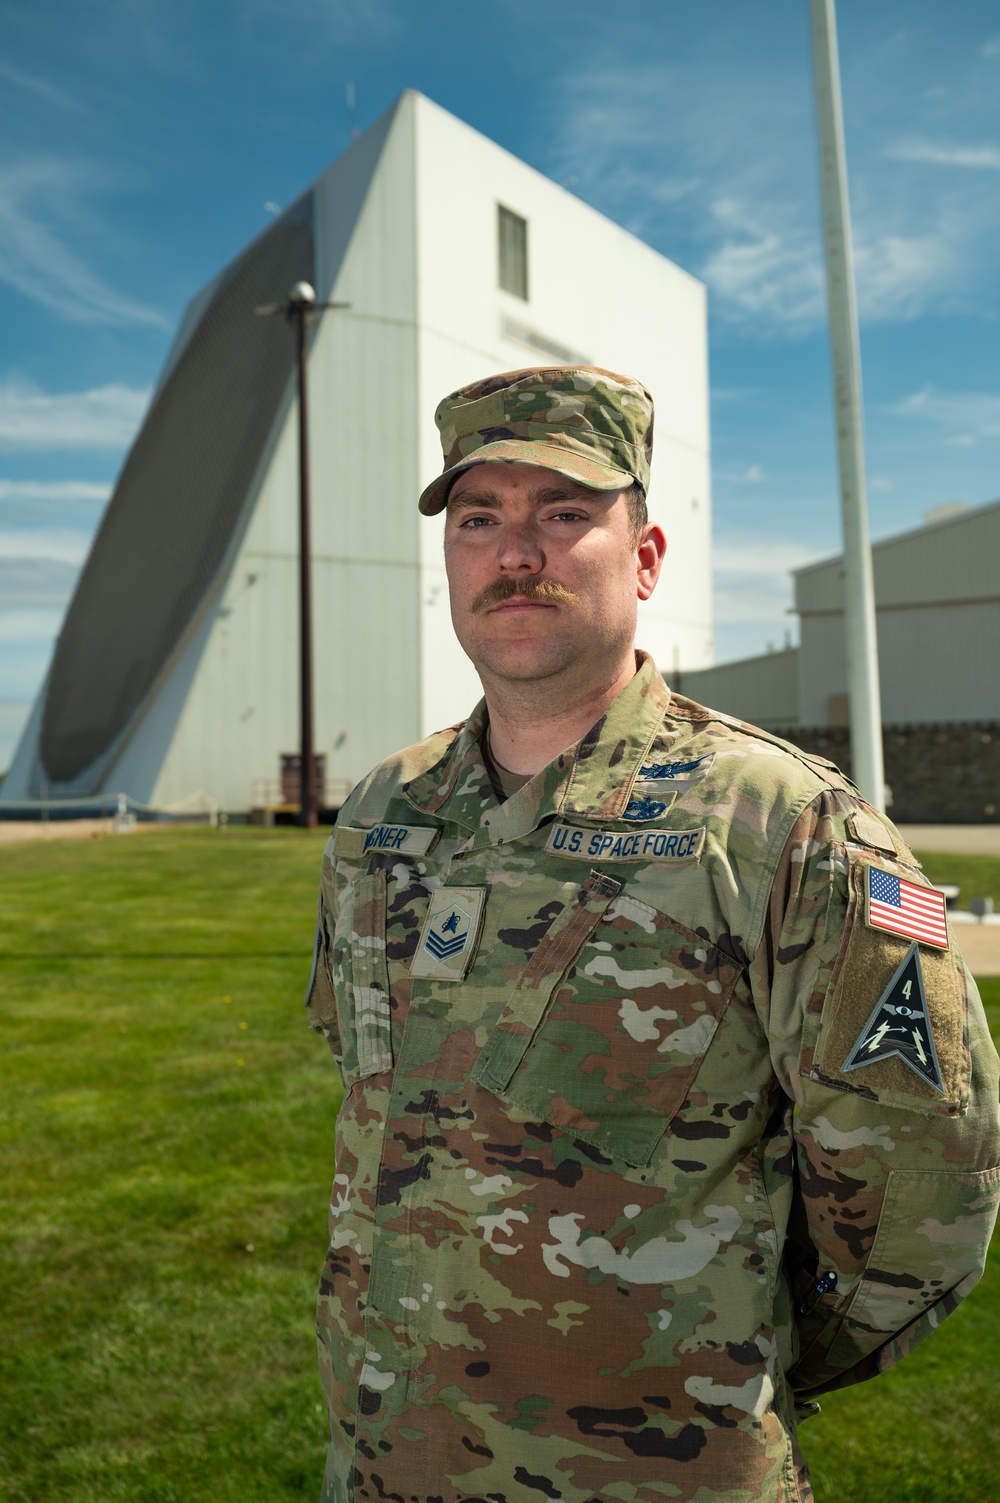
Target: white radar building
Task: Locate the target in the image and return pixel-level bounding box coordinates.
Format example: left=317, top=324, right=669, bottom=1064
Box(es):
left=4, top=91, right=712, bottom=813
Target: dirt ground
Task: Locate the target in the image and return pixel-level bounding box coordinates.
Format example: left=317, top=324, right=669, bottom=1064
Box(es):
left=0, top=818, right=119, bottom=844
left=898, top=824, right=1000, bottom=856
left=949, top=923, right=1000, bottom=977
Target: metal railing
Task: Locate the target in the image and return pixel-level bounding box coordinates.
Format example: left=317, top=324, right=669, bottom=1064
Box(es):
left=250, top=778, right=353, bottom=811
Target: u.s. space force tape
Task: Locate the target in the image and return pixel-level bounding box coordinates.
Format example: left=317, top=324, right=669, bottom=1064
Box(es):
left=336, top=824, right=440, bottom=858
left=545, top=823, right=705, bottom=862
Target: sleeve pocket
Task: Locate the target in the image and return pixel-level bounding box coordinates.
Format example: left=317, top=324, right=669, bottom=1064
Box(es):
left=794, top=1164, right=1000, bottom=1395
left=349, top=870, right=394, bottom=1078
left=320, top=869, right=394, bottom=1083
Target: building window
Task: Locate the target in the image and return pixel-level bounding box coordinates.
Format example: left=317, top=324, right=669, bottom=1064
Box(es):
left=498, top=205, right=528, bottom=300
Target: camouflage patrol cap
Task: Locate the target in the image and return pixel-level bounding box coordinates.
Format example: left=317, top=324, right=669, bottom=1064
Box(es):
left=418, top=365, right=654, bottom=515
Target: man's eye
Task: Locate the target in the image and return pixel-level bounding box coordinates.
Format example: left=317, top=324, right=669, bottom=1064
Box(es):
left=461, top=514, right=496, bottom=528
left=550, top=510, right=587, bottom=522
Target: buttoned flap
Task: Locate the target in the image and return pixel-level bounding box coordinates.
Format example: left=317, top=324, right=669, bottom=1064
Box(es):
left=795, top=1165, right=1000, bottom=1392
left=809, top=850, right=969, bottom=1116
left=471, top=881, right=743, bottom=1167
left=328, top=858, right=434, bottom=1084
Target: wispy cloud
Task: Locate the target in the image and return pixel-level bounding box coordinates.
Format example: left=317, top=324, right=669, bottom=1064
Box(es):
left=702, top=199, right=824, bottom=330
left=0, top=480, right=111, bottom=504
left=0, top=607, right=63, bottom=642
left=715, top=463, right=767, bottom=485
left=0, top=381, right=149, bottom=451
left=713, top=542, right=821, bottom=625
left=0, top=157, right=169, bottom=326
left=886, top=141, right=1000, bottom=169
left=547, top=42, right=1000, bottom=334
left=0, top=61, right=74, bottom=109
left=0, top=528, right=92, bottom=564
left=0, top=559, right=80, bottom=610
left=0, top=698, right=31, bottom=768
left=891, top=386, right=1000, bottom=443
left=982, top=35, right=1000, bottom=59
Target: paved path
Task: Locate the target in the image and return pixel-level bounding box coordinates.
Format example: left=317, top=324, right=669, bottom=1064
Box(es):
left=0, top=818, right=139, bottom=844
left=952, top=923, right=1000, bottom=977
left=900, top=825, right=1000, bottom=856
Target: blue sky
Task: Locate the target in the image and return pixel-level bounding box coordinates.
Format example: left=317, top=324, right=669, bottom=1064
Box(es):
left=2, top=0, right=999, bottom=767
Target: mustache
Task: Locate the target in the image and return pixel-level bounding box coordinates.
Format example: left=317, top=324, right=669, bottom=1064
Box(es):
left=472, top=576, right=577, bottom=613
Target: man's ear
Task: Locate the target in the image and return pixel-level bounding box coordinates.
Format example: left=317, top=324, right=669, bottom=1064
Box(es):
left=636, top=523, right=667, bottom=601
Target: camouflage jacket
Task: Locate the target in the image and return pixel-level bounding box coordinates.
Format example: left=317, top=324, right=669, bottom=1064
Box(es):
left=307, top=654, right=1000, bottom=1503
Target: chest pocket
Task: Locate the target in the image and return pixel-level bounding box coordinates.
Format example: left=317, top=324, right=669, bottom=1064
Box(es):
left=331, top=860, right=432, bottom=1084
left=471, top=874, right=742, bottom=1167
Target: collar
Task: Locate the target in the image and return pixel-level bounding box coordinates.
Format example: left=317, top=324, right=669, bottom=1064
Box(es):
left=401, top=653, right=678, bottom=849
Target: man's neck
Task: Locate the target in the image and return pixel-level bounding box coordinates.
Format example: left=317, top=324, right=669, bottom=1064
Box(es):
left=483, top=653, right=639, bottom=777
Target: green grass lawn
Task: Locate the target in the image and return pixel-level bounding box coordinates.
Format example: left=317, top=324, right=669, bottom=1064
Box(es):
left=0, top=828, right=339, bottom=1503
left=911, top=850, right=1000, bottom=911
left=0, top=830, right=997, bottom=1502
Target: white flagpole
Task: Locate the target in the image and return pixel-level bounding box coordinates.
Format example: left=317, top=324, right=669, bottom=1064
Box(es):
left=810, top=0, right=886, bottom=810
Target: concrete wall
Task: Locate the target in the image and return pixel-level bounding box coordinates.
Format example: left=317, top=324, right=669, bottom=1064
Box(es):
left=795, top=499, right=1000, bottom=613
left=788, top=721, right=1000, bottom=824
left=6, top=91, right=714, bottom=814
left=674, top=647, right=798, bottom=728
left=411, top=92, right=713, bottom=735
left=795, top=498, right=1000, bottom=728
left=153, top=101, right=422, bottom=809
left=798, top=599, right=1000, bottom=727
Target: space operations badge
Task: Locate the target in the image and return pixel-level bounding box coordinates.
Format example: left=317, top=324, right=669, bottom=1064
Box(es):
left=635, top=752, right=715, bottom=786
left=410, top=886, right=487, bottom=981
left=545, top=823, right=705, bottom=863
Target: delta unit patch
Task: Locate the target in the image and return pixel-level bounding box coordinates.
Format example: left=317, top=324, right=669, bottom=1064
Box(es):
left=866, top=865, right=949, bottom=949
left=410, top=886, right=487, bottom=981
left=545, top=823, right=705, bottom=862
left=843, top=942, right=945, bottom=1094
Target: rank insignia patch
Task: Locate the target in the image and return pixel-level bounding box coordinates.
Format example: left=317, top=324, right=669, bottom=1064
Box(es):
left=410, top=886, right=486, bottom=982
left=866, top=864, right=949, bottom=950
left=843, top=942, right=945, bottom=1094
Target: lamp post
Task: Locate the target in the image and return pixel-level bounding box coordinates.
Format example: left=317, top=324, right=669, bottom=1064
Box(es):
left=256, top=281, right=348, bottom=828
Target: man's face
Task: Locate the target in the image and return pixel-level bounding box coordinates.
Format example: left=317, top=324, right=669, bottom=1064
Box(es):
left=443, top=463, right=665, bottom=692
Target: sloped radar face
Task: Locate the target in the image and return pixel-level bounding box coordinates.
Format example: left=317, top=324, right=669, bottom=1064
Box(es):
left=40, top=203, right=314, bottom=786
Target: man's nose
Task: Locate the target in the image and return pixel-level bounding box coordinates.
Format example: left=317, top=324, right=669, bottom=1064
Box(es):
left=496, top=521, right=544, bottom=572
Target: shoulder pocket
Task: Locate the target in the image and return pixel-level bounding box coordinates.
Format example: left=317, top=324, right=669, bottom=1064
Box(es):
left=472, top=875, right=742, bottom=1167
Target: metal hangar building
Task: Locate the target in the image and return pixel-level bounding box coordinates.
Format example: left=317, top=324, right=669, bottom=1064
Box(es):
left=4, top=91, right=712, bottom=813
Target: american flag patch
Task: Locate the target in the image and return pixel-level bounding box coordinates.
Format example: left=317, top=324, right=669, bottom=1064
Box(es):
left=866, top=866, right=949, bottom=950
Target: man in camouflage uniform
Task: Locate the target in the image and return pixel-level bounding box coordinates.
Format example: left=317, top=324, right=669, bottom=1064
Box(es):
left=307, top=366, right=1000, bottom=1503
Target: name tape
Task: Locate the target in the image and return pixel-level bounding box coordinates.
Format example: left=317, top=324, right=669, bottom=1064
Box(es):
left=545, top=823, right=705, bottom=863
left=337, top=823, right=439, bottom=859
